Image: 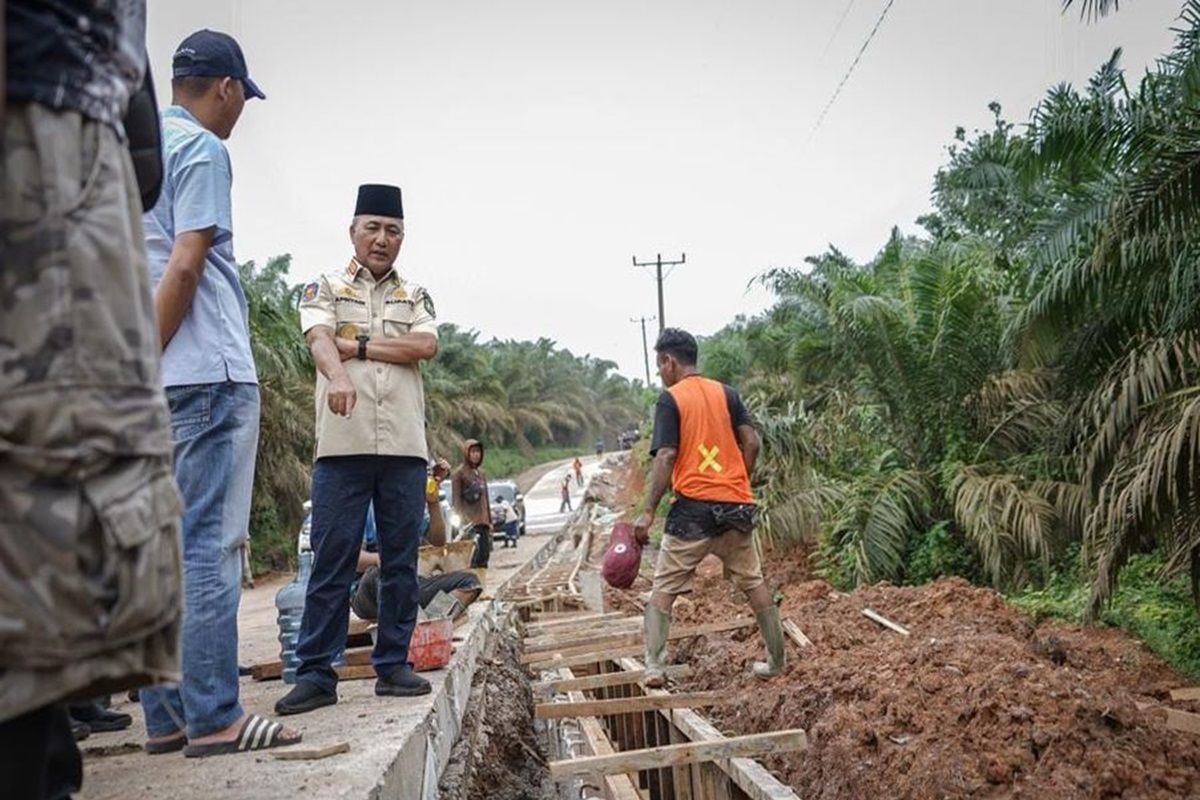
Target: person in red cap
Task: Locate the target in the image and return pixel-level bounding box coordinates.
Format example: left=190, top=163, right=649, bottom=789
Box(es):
left=632, top=328, right=783, bottom=687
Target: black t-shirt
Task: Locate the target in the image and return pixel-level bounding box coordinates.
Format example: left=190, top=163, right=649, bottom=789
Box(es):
left=650, top=381, right=753, bottom=455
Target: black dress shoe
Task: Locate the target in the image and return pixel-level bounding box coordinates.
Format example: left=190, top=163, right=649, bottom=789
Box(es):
left=70, top=703, right=132, bottom=732
left=70, top=719, right=91, bottom=741
left=376, top=664, right=431, bottom=697
left=274, top=682, right=337, bottom=716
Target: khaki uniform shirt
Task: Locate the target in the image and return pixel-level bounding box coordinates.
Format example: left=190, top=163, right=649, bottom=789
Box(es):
left=299, top=258, right=437, bottom=460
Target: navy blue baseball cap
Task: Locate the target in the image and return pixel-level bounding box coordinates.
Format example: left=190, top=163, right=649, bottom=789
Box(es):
left=172, top=29, right=266, bottom=100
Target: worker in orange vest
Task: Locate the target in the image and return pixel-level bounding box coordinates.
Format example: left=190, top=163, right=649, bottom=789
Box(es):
left=631, top=328, right=783, bottom=686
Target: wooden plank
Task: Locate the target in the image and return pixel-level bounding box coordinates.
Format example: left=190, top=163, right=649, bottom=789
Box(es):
left=862, top=608, right=910, bottom=636
left=528, top=644, right=646, bottom=671
left=523, top=618, right=756, bottom=665
left=525, top=621, right=645, bottom=653
left=525, top=611, right=633, bottom=634
left=548, top=730, right=808, bottom=779
left=251, top=647, right=377, bottom=681
left=536, top=692, right=730, bottom=720
left=534, top=665, right=692, bottom=695
left=782, top=619, right=813, bottom=648
left=1166, top=707, right=1200, bottom=735
left=618, top=656, right=801, bottom=800
left=1170, top=687, right=1200, bottom=702
left=272, top=741, right=350, bottom=761
left=553, top=667, right=641, bottom=800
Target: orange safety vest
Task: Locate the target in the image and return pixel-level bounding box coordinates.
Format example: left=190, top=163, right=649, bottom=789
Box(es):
left=666, top=375, right=753, bottom=504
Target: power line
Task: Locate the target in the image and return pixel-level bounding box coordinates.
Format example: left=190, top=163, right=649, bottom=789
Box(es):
left=632, top=253, right=685, bottom=334
left=818, top=0, right=859, bottom=62
left=810, top=0, right=899, bottom=137
left=630, top=316, right=657, bottom=387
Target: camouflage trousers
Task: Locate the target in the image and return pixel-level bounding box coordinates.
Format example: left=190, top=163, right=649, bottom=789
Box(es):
left=0, top=104, right=182, bottom=722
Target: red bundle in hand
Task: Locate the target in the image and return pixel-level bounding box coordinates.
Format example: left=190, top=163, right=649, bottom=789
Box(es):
left=602, top=521, right=642, bottom=589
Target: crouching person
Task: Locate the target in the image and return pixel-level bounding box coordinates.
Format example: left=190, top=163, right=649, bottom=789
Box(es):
left=352, top=462, right=483, bottom=621
left=276, top=184, right=439, bottom=716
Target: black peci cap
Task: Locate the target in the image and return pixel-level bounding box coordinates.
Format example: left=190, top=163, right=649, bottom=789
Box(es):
left=355, top=184, right=404, bottom=219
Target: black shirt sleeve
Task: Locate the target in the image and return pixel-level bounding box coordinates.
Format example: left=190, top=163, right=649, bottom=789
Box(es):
left=724, top=385, right=754, bottom=429
left=650, top=392, right=680, bottom=455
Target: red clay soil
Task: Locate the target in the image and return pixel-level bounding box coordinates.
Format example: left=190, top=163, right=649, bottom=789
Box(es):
left=605, top=553, right=1200, bottom=799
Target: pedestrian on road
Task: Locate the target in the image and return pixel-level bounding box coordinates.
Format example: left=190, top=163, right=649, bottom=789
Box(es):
left=632, top=328, right=784, bottom=687
left=495, top=496, right=520, bottom=548
left=560, top=474, right=574, bottom=513
left=574, top=457, right=585, bottom=487
left=1, top=3, right=186, bottom=790
left=137, top=30, right=300, bottom=757
left=275, top=183, right=440, bottom=716
left=453, top=440, right=493, bottom=568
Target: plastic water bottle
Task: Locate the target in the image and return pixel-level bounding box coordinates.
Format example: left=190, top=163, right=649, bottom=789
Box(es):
left=275, top=508, right=313, bottom=684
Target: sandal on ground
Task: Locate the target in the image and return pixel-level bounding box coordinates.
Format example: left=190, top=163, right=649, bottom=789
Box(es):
left=144, top=732, right=186, bottom=754
left=182, top=715, right=301, bottom=758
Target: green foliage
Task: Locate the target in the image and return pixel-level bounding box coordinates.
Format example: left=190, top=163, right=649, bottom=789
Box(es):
left=907, top=521, right=982, bottom=585
left=479, top=446, right=583, bottom=481
left=702, top=7, right=1200, bottom=629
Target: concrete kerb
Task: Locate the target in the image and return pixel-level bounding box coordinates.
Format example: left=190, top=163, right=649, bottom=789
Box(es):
left=373, top=526, right=574, bottom=800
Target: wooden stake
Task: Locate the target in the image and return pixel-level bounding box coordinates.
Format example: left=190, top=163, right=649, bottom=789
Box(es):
left=861, top=608, right=910, bottom=636
left=781, top=619, right=813, bottom=648
left=1166, top=707, right=1200, bottom=736
left=548, top=730, right=808, bottom=779
left=535, top=691, right=730, bottom=720
left=534, top=665, right=692, bottom=695
left=272, top=742, right=351, bottom=761
left=1170, top=687, right=1200, bottom=702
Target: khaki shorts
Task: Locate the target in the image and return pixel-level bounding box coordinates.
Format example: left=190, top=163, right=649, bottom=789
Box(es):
left=653, top=530, right=764, bottom=596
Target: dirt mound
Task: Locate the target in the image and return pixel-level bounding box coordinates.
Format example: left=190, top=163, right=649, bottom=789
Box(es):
left=607, top=552, right=1200, bottom=798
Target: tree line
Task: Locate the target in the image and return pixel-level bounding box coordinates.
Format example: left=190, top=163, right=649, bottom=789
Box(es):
left=704, top=1, right=1200, bottom=619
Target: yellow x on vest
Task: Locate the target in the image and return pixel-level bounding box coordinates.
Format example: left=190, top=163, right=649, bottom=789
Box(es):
left=698, top=443, right=723, bottom=473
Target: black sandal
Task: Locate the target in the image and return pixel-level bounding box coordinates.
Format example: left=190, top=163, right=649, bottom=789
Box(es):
left=182, top=715, right=301, bottom=758
left=144, top=732, right=186, bottom=754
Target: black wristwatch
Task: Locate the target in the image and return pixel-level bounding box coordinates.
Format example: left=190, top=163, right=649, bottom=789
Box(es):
left=356, top=334, right=370, bottom=360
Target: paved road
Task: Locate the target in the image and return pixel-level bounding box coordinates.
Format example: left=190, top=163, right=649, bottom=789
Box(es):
left=521, top=454, right=605, bottom=534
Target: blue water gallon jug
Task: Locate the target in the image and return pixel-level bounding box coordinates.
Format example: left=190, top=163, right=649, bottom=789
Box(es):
left=275, top=508, right=313, bottom=684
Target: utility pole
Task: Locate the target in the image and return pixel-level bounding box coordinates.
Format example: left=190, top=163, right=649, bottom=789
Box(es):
left=632, top=252, right=685, bottom=334
left=630, top=315, right=656, bottom=387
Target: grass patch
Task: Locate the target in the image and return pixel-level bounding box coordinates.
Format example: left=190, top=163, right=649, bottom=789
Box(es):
left=482, top=446, right=587, bottom=480
left=1011, top=548, right=1200, bottom=681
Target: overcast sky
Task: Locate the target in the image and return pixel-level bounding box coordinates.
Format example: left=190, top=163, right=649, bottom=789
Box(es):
left=147, top=1, right=1182, bottom=383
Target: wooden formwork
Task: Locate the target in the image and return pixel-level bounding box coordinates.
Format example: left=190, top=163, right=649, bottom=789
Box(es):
left=521, top=607, right=804, bottom=800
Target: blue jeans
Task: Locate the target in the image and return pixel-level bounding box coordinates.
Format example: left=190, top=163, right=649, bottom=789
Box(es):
left=141, top=382, right=260, bottom=739
left=296, top=456, right=425, bottom=692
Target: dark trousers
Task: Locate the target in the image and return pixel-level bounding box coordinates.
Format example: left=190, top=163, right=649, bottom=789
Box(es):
left=469, top=524, right=492, bottom=568
left=0, top=704, right=82, bottom=800
left=295, top=455, right=425, bottom=691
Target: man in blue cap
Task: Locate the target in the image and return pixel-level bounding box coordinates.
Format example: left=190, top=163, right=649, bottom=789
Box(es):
left=139, top=30, right=301, bottom=756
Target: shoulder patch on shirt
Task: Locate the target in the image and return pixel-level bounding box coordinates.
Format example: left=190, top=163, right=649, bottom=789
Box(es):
left=421, top=291, right=436, bottom=319
left=302, top=281, right=320, bottom=302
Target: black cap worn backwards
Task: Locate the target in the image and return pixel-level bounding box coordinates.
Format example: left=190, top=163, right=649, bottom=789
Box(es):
left=173, top=29, right=266, bottom=100
left=355, top=184, right=404, bottom=219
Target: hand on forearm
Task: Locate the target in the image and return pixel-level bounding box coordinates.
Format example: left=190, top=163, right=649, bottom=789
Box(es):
left=366, top=333, right=437, bottom=364
left=154, top=228, right=215, bottom=349
left=307, top=327, right=356, bottom=416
